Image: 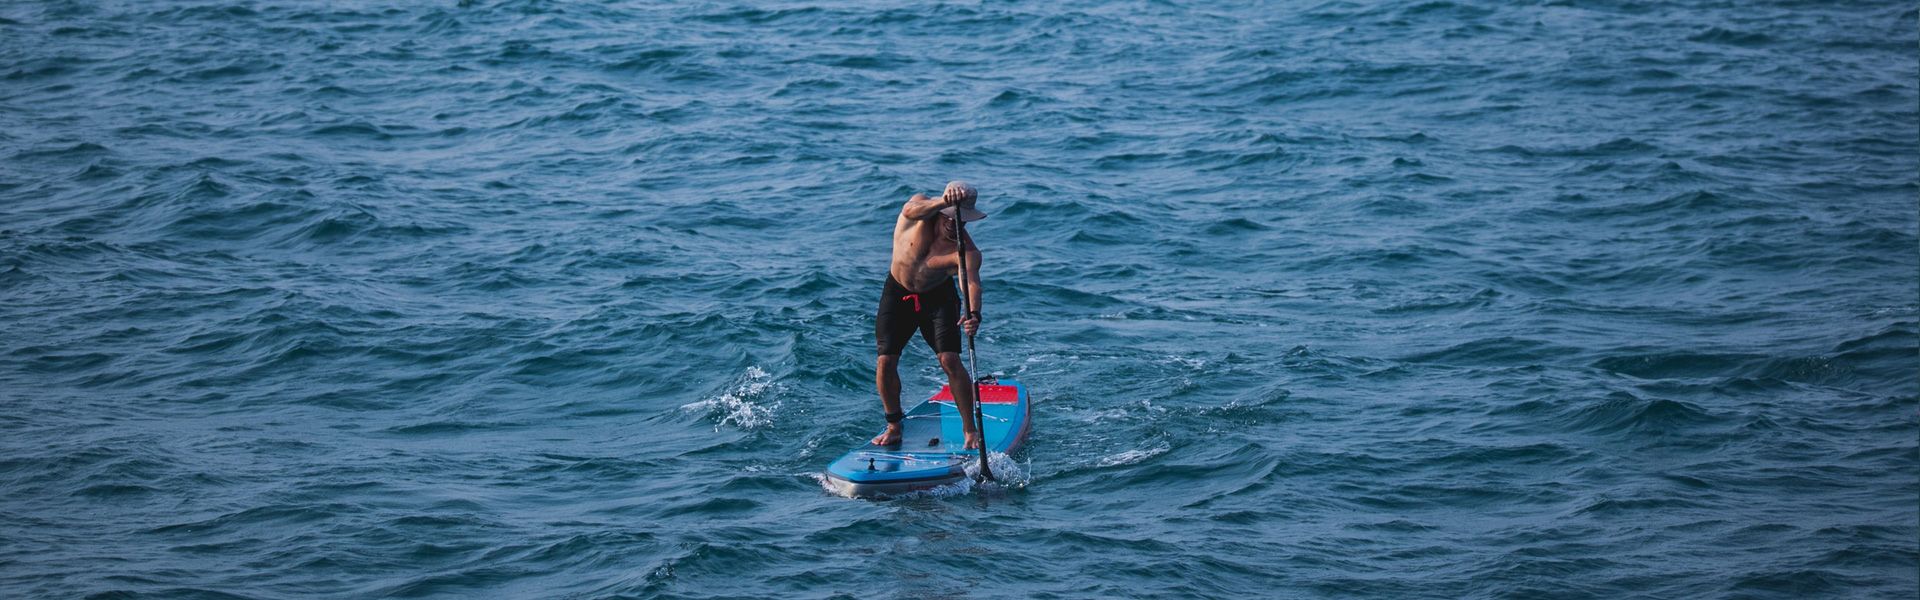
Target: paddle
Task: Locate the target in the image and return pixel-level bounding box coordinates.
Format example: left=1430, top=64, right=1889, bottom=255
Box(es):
left=953, top=214, right=993, bottom=482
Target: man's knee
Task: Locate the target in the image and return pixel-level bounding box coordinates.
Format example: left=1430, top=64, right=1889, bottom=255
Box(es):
left=877, top=354, right=900, bottom=371
left=936, top=352, right=967, bottom=374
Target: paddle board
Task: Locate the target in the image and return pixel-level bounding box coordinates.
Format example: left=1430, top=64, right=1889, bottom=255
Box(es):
left=823, top=379, right=1030, bottom=498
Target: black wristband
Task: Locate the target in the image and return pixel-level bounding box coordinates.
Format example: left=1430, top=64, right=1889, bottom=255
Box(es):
left=967, top=310, right=981, bottom=321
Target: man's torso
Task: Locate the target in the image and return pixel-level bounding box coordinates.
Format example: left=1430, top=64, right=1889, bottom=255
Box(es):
left=888, top=215, right=961, bottom=292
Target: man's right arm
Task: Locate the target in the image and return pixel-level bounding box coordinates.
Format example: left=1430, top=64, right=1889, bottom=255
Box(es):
left=899, top=193, right=950, bottom=221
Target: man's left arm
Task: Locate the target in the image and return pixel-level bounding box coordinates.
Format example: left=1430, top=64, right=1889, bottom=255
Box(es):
left=961, top=233, right=983, bottom=336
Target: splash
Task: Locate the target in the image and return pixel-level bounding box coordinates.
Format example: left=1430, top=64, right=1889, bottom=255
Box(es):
left=887, top=452, right=1029, bottom=499
left=952, top=451, right=1032, bottom=496
left=681, top=366, right=780, bottom=431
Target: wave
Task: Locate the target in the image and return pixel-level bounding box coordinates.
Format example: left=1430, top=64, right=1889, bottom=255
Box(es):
left=1401, top=337, right=1585, bottom=367
left=1565, top=392, right=1725, bottom=435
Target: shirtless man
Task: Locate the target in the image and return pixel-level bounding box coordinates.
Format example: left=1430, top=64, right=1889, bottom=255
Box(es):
left=872, top=180, right=986, bottom=449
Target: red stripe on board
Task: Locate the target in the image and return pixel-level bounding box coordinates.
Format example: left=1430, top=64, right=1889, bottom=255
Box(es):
left=930, top=384, right=1019, bottom=403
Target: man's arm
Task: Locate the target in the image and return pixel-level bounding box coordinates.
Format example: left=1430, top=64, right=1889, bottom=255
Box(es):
left=900, top=193, right=949, bottom=221
left=960, top=231, right=983, bottom=336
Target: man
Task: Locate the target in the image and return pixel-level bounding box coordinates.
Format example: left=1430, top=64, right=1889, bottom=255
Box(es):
left=872, top=180, right=986, bottom=449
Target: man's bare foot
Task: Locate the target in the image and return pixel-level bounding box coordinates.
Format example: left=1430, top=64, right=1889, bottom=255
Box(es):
left=871, top=423, right=903, bottom=446
left=963, top=431, right=983, bottom=451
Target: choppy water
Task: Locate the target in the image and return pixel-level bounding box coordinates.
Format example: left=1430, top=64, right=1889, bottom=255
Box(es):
left=3, top=1, right=1916, bottom=598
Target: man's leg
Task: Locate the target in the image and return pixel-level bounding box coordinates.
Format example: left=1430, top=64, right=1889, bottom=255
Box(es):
left=872, top=354, right=903, bottom=445
left=936, top=351, right=981, bottom=450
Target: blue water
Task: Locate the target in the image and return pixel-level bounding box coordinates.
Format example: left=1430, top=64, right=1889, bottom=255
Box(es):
left=2, top=1, right=1916, bottom=598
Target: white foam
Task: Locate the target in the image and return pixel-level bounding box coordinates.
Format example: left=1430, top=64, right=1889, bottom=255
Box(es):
left=806, top=472, right=839, bottom=495
left=680, top=366, right=780, bottom=431
left=1096, top=444, right=1168, bottom=468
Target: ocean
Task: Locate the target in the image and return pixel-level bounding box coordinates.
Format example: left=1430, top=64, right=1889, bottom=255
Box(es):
left=1, top=1, right=1915, bottom=598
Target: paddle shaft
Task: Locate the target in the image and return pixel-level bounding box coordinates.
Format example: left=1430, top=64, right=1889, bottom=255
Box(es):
left=953, top=217, right=992, bottom=481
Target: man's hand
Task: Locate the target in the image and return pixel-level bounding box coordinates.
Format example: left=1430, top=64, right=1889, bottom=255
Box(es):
left=959, top=311, right=980, bottom=337
left=941, top=185, right=963, bottom=208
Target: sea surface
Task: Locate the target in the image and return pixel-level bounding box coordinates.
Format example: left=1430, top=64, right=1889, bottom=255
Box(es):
left=1, top=1, right=1915, bottom=598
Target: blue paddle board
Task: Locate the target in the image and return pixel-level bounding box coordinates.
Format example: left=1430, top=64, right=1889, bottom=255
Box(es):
left=823, top=379, right=1030, bottom=498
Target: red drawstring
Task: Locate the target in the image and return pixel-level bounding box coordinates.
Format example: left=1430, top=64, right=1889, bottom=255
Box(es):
left=900, top=294, right=920, bottom=312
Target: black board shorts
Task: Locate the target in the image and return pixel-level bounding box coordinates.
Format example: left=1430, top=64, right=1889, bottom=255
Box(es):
left=876, top=274, right=962, bottom=356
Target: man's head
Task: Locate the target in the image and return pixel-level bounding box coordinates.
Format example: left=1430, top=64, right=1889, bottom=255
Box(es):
left=940, top=180, right=986, bottom=223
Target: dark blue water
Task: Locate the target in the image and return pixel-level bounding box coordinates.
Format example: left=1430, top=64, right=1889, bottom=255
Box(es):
left=2, top=1, right=1915, bottom=598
